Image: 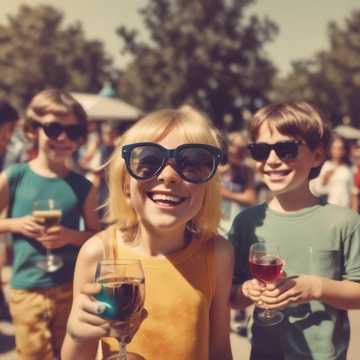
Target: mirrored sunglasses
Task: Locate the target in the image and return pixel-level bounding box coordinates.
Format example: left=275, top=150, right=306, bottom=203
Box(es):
left=31, top=121, right=86, bottom=141
left=247, top=140, right=304, bottom=161
left=122, top=142, right=223, bottom=184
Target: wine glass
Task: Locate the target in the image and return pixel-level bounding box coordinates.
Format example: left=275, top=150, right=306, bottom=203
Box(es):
left=249, top=242, right=284, bottom=326
left=95, top=259, right=145, bottom=360
left=32, top=199, right=63, bottom=272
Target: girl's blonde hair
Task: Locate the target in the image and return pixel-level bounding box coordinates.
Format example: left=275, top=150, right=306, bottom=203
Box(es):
left=106, top=105, right=222, bottom=243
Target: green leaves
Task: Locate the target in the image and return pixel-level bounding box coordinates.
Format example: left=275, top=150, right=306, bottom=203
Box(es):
left=0, top=4, right=112, bottom=109
left=273, top=10, right=360, bottom=128
left=117, top=0, right=278, bottom=130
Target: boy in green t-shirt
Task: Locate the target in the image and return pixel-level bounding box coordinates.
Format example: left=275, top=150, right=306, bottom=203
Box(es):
left=0, top=89, right=101, bottom=359
left=230, top=101, right=360, bottom=359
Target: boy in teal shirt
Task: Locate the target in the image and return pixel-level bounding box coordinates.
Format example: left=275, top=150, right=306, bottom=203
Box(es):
left=0, top=89, right=101, bottom=359
left=230, top=101, right=360, bottom=359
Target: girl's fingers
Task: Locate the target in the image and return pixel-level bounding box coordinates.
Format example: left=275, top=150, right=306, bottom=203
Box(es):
left=81, top=283, right=101, bottom=295
left=78, top=310, right=110, bottom=327
left=68, top=323, right=110, bottom=342
left=83, top=301, right=108, bottom=316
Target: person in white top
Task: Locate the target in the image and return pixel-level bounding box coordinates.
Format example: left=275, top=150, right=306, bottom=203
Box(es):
left=311, top=134, right=353, bottom=207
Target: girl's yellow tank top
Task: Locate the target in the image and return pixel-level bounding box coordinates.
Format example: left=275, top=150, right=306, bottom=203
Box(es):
left=100, top=225, right=216, bottom=360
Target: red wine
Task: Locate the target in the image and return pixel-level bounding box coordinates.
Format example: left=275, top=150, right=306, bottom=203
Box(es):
left=249, top=256, right=283, bottom=282
left=95, top=276, right=145, bottom=321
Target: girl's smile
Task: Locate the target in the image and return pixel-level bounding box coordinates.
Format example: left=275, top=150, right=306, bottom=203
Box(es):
left=146, top=190, right=187, bottom=207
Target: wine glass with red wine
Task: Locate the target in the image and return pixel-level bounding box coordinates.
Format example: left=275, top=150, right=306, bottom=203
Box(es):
left=95, top=259, right=145, bottom=360
left=249, top=242, right=284, bottom=326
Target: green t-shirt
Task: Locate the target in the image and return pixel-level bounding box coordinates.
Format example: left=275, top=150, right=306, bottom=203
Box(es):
left=6, top=163, right=92, bottom=289
left=229, top=202, right=360, bottom=360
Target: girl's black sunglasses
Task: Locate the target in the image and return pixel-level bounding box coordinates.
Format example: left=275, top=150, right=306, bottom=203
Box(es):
left=247, top=140, right=304, bottom=161
left=31, top=121, right=86, bottom=141
left=122, top=142, right=223, bottom=184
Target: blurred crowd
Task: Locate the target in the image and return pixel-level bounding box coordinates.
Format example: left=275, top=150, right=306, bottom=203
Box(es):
left=2, top=96, right=360, bottom=343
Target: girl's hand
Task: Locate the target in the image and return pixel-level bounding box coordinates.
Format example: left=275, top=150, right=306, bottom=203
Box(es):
left=67, top=283, right=110, bottom=343
left=36, top=225, right=73, bottom=249
left=10, top=215, right=45, bottom=238
left=259, top=275, right=322, bottom=310
left=67, top=283, right=148, bottom=344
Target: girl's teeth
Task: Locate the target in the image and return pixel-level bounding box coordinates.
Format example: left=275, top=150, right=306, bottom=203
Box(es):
left=150, top=194, right=183, bottom=205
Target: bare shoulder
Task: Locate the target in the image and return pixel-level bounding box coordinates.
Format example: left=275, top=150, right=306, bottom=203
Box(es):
left=73, top=231, right=107, bottom=288
left=77, top=230, right=107, bottom=265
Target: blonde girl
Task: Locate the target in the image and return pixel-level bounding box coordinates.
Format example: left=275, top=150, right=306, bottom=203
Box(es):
left=62, top=106, right=234, bottom=360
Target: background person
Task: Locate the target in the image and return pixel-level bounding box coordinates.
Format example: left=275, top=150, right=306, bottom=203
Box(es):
left=0, top=88, right=101, bottom=359
left=0, top=100, right=19, bottom=321
left=230, top=102, right=360, bottom=360
left=310, top=134, right=353, bottom=207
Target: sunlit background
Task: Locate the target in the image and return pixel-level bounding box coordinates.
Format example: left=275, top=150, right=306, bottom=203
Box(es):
left=1, top=0, right=360, bottom=130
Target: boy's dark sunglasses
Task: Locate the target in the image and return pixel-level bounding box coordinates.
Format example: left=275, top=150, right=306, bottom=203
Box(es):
left=122, top=142, right=223, bottom=184
left=247, top=140, right=304, bottom=161
left=31, top=121, right=86, bottom=141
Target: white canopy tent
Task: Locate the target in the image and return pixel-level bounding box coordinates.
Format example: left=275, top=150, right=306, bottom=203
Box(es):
left=71, top=92, right=142, bottom=122
left=333, top=125, right=360, bottom=140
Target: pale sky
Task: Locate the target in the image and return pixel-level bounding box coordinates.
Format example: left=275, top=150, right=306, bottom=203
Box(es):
left=1, top=0, right=359, bottom=75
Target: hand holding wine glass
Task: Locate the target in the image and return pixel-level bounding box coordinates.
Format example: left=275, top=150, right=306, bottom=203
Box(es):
left=33, top=198, right=63, bottom=272
left=95, top=259, right=146, bottom=360
left=248, top=242, right=284, bottom=326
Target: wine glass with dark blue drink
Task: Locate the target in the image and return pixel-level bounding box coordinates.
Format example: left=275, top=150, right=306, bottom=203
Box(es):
left=95, top=259, right=145, bottom=360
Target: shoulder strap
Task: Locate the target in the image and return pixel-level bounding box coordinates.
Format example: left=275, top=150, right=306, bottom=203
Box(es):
left=101, top=225, right=119, bottom=260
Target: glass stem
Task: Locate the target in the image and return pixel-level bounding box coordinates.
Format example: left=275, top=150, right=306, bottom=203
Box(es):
left=46, top=248, right=52, bottom=259
left=263, top=308, right=274, bottom=319
left=118, top=339, right=128, bottom=360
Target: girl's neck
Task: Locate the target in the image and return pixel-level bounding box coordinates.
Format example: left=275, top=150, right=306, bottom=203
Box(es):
left=132, top=223, right=190, bottom=257
left=269, top=186, right=319, bottom=213
left=29, top=155, right=70, bottom=178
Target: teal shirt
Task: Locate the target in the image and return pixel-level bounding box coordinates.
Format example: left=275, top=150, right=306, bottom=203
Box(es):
left=229, top=202, right=360, bottom=360
left=6, top=163, right=92, bottom=289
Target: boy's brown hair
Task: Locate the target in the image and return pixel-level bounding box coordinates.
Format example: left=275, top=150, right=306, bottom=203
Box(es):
left=248, top=101, right=332, bottom=179
left=23, top=88, right=87, bottom=142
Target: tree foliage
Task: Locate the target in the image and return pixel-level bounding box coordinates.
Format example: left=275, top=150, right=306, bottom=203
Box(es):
left=0, top=5, right=112, bottom=109
left=116, top=0, right=278, bottom=130
left=273, top=10, right=360, bottom=128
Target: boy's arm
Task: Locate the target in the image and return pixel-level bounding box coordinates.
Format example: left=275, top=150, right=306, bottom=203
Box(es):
left=316, top=278, right=360, bottom=310
left=209, top=236, right=234, bottom=360
left=67, top=185, right=102, bottom=247
left=260, top=275, right=360, bottom=311
left=0, top=172, right=10, bottom=233
left=0, top=172, right=44, bottom=237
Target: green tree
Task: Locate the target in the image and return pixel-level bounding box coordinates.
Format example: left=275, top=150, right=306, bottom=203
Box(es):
left=116, top=0, right=278, bottom=130
left=0, top=4, right=112, bottom=108
left=273, top=9, right=360, bottom=128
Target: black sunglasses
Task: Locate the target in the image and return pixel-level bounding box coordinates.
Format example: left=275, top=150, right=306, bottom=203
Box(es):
left=31, top=121, right=86, bottom=141
left=122, top=142, right=223, bottom=184
left=247, top=140, right=304, bottom=161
